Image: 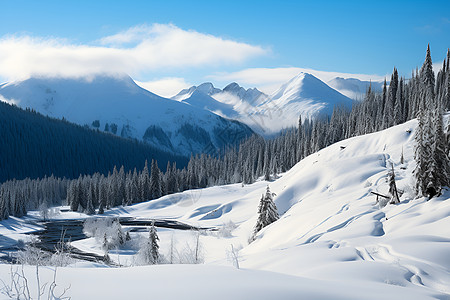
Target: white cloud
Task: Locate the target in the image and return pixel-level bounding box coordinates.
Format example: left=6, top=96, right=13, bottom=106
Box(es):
left=135, top=77, right=191, bottom=98
left=0, top=24, right=268, bottom=81
left=210, top=67, right=386, bottom=94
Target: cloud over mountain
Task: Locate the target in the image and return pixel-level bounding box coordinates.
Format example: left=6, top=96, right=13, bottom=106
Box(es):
left=0, top=24, right=268, bottom=81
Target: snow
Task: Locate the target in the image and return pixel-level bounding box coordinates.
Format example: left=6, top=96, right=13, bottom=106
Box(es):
left=173, top=73, right=355, bottom=135
left=1, top=118, right=449, bottom=299
left=328, top=77, right=384, bottom=100
left=0, top=75, right=252, bottom=156
left=256, top=72, right=353, bottom=132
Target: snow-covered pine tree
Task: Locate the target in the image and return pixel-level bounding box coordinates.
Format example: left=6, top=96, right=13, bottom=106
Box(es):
left=150, top=159, right=162, bottom=199
left=140, top=160, right=151, bottom=201
left=118, top=166, right=126, bottom=206
left=388, top=165, right=400, bottom=204
left=68, top=181, right=79, bottom=212
left=85, top=181, right=95, bottom=215
left=138, top=222, right=160, bottom=264
left=394, top=77, right=404, bottom=125
left=384, top=68, right=398, bottom=128
left=98, top=177, right=107, bottom=214
left=427, top=101, right=450, bottom=196
left=414, top=45, right=450, bottom=198
left=251, top=186, right=279, bottom=242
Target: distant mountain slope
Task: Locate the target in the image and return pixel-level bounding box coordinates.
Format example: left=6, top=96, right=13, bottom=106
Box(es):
left=328, top=77, right=384, bottom=100
left=172, top=74, right=353, bottom=135
left=172, top=82, right=268, bottom=119
left=0, top=76, right=253, bottom=156
left=0, top=101, right=188, bottom=182
left=250, top=73, right=354, bottom=134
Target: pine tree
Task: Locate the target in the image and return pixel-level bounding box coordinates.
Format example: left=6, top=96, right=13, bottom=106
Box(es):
left=251, top=186, right=279, bottom=242
left=394, top=77, right=404, bottom=125
left=388, top=165, right=400, bottom=204
left=150, top=159, right=162, bottom=199
left=148, top=223, right=160, bottom=263
left=85, top=182, right=95, bottom=215
left=138, top=222, right=160, bottom=264
left=98, top=178, right=107, bottom=213
left=69, top=181, right=79, bottom=212
left=384, top=68, right=398, bottom=128
left=427, top=102, right=450, bottom=196
left=414, top=105, right=427, bottom=196
left=140, top=160, right=151, bottom=201
left=414, top=45, right=450, bottom=198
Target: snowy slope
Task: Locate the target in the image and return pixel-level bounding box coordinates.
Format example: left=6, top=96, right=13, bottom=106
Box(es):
left=1, top=116, right=449, bottom=299
left=328, top=77, right=384, bottom=100
left=0, top=76, right=253, bottom=156
left=98, top=117, right=449, bottom=298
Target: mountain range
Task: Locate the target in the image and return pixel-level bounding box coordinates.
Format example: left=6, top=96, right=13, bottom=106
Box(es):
left=175, top=73, right=355, bottom=134
left=0, top=72, right=380, bottom=154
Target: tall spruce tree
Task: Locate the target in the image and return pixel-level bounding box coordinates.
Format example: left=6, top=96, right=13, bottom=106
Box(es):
left=150, top=159, right=162, bottom=199
left=414, top=45, right=450, bottom=198
left=139, top=222, right=160, bottom=264
left=251, top=186, right=279, bottom=242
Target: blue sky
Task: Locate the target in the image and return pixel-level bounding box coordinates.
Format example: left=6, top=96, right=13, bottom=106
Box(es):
left=1, top=0, right=449, bottom=96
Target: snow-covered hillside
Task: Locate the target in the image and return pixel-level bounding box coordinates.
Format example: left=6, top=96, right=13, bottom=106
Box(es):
left=2, top=117, right=448, bottom=299
left=0, top=75, right=253, bottom=156
left=100, top=117, right=450, bottom=298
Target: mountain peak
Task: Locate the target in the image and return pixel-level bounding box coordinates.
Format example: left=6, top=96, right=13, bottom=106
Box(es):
left=196, top=82, right=221, bottom=95
left=223, top=82, right=240, bottom=91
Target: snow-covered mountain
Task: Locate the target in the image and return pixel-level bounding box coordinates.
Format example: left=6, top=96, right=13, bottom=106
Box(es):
left=172, top=82, right=267, bottom=106
left=328, top=77, right=384, bottom=100
left=172, top=82, right=268, bottom=120
left=0, top=75, right=253, bottom=156
left=173, top=73, right=354, bottom=135
left=248, top=73, right=354, bottom=134
left=266, top=72, right=353, bottom=116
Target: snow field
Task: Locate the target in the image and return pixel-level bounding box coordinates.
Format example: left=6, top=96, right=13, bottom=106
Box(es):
left=1, top=118, right=449, bottom=299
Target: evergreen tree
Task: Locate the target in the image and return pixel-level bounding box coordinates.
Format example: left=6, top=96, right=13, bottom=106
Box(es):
left=394, top=77, right=404, bottom=125
left=414, top=45, right=450, bottom=198
left=140, top=160, right=151, bottom=201
left=150, top=159, right=162, bottom=199
left=85, top=181, right=95, bottom=215
left=388, top=165, right=400, bottom=204
left=138, top=222, right=160, bottom=264
left=427, top=103, right=450, bottom=197
left=251, top=186, right=279, bottom=242
left=69, top=181, right=79, bottom=211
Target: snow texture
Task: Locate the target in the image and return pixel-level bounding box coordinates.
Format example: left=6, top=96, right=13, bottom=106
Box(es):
left=1, top=117, right=449, bottom=299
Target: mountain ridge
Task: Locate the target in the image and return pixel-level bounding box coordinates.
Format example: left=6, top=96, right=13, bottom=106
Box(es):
left=0, top=75, right=254, bottom=156
left=174, top=72, right=354, bottom=134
